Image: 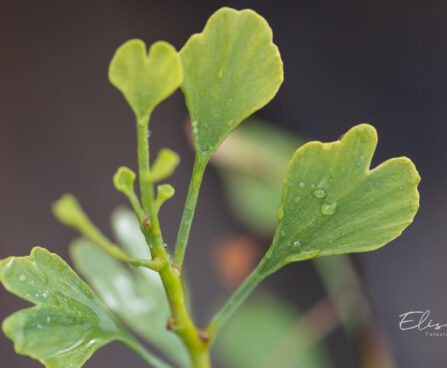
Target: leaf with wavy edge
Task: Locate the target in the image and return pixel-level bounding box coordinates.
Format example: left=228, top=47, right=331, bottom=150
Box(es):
left=260, top=124, right=420, bottom=274
left=180, top=7, right=283, bottom=158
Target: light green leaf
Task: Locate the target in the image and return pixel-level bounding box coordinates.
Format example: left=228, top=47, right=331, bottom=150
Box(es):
left=180, top=7, right=283, bottom=158
left=149, top=148, right=180, bottom=182
left=70, top=209, right=191, bottom=368
left=215, top=292, right=332, bottom=368
left=0, top=247, right=134, bottom=368
left=109, top=40, right=182, bottom=119
left=262, top=124, right=420, bottom=273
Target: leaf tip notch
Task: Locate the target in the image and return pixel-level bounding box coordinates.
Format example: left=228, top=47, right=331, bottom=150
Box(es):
left=109, top=39, right=183, bottom=120
left=260, top=123, right=420, bottom=274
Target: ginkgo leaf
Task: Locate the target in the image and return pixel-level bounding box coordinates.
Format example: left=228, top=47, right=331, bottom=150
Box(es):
left=109, top=40, right=182, bottom=119
left=70, top=209, right=191, bottom=368
left=180, top=7, right=283, bottom=158
left=0, top=247, right=137, bottom=368
left=260, top=124, right=420, bottom=274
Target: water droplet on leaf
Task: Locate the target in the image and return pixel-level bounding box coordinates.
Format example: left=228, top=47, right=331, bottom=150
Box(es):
left=18, top=274, right=26, bottom=282
left=293, top=240, right=301, bottom=247
left=277, top=207, right=284, bottom=219
left=321, top=202, right=337, bottom=215
left=299, top=182, right=305, bottom=188
left=312, top=188, right=326, bottom=198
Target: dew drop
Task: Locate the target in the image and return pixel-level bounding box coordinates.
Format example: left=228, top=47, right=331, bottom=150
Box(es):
left=277, top=207, right=284, bottom=220
left=312, top=188, right=326, bottom=198
left=191, top=120, right=199, bottom=127
left=321, top=202, right=337, bottom=215
left=42, top=290, right=48, bottom=298
left=193, top=127, right=199, bottom=134
left=280, top=230, right=286, bottom=237
left=18, top=274, right=26, bottom=282
left=294, top=196, right=301, bottom=203
left=147, top=130, right=151, bottom=138
left=293, top=240, right=301, bottom=247
left=46, top=316, right=51, bottom=323
left=36, top=323, right=43, bottom=329
left=299, top=182, right=305, bottom=188
left=311, top=184, right=316, bottom=188
left=163, top=243, right=168, bottom=249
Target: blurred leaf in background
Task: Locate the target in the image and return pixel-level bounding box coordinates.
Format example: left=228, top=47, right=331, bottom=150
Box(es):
left=212, top=118, right=305, bottom=236
left=215, top=292, right=332, bottom=368
left=70, top=208, right=190, bottom=368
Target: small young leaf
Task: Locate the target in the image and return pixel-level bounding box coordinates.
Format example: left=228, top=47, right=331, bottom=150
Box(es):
left=114, top=166, right=136, bottom=195
left=262, top=124, right=420, bottom=273
left=180, top=7, right=283, bottom=158
left=156, top=184, right=175, bottom=209
left=149, top=148, right=180, bottom=182
left=52, top=193, right=87, bottom=228
left=109, top=40, right=182, bottom=119
left=0, top=247, right=133, bottom=368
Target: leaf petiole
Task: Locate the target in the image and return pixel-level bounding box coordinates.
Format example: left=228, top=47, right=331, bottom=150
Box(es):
left=173, top=154, right=207, bottom=271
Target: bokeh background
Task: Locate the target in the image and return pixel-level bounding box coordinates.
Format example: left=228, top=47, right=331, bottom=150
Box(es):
left=1, top=0, right=447, bottom=367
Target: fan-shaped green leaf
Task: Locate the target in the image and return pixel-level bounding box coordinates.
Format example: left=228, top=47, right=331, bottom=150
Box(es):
left=109, top=40, right=182, bottom=119
left=0, top=247, right=134, bottom=368
left=261, top=124, right=420, bottom=273
left=180, top=7, right=283, bottom=158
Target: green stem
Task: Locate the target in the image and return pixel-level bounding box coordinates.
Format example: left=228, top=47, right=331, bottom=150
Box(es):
left=136, top=117, right=210, bottom=367
left=173, top=154, right=207, bottom=271
left=207, top=256, right=270, bottom=339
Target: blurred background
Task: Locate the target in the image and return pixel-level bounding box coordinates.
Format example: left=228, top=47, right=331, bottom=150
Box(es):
left=1, top=0, right=446, bottom=367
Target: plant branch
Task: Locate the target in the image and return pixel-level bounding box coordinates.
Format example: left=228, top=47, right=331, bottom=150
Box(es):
left=136, top=117, right=210, bottom=367
left=173, top=154, right=207, bottom=271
